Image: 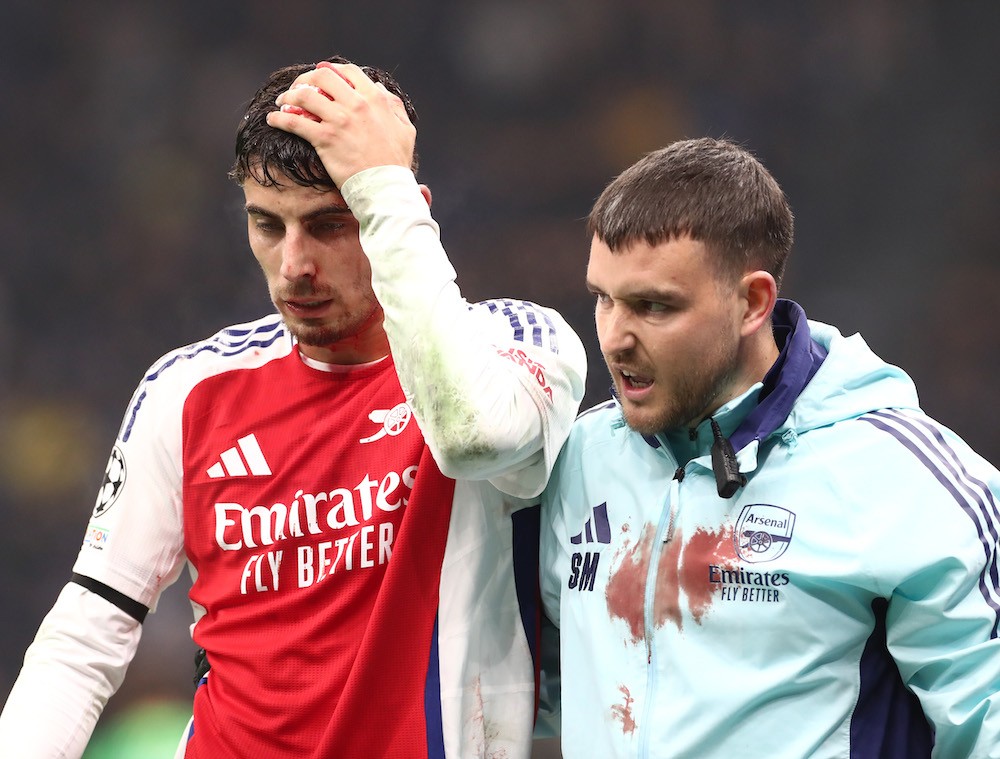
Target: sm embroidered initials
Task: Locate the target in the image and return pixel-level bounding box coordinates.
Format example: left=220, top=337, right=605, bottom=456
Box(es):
left=568, top=502, right=611, bottom=592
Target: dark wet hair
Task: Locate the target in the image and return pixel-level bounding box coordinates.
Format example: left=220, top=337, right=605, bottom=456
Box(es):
left=230, top=54, right=418, bottom=189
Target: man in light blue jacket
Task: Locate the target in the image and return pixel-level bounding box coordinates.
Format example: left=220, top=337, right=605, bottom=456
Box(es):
left=540, top=137, right=1000, bottom=758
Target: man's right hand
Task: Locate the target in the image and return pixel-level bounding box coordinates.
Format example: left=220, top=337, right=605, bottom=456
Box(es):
left=265, top=62, right=416, bottom=188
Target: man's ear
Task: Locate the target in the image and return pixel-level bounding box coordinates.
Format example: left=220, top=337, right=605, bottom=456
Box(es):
left=418, top=184, right=432, bottom=208
left=740, top=270, right=778, bottom=337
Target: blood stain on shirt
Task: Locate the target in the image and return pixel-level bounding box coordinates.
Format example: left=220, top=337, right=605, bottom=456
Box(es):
left=652, top=529, right=685, bottom=630
left=468, top=675, right=510, bottom=758
left=680, top=525, right=737, bottom=622
left=607, top=523, right=737, bottom=638
left=605, top=524, right=657, bottom=642
left=611, top=684, right=637, bottom=735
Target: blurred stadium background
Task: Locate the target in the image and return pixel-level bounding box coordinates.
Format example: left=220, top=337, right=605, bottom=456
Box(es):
left=2, top=1, right=998, bottom=755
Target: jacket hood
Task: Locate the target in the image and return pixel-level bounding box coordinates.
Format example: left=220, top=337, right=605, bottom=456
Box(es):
left=720, top=299, right=920, bottom=496
left=769, top=304, right=920, bottom=441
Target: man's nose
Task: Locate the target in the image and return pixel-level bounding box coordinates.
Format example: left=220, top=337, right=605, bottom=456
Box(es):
left=599, top=306, right=637, bottom=355
left=280, top=228, right=318, bottom=280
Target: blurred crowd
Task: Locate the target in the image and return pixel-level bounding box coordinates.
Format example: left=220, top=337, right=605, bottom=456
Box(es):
left=1, top=1, right=998, bottom=753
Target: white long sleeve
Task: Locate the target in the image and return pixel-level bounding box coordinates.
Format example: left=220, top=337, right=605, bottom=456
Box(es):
left=0, top=583, right=142, bottom=758
left=341, top=166, right=587, bottom=497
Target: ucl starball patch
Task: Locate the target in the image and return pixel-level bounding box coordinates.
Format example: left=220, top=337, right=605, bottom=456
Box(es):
left=93, top=445, right=127, bottom=518
left=734, top=503, right=796, bottom=563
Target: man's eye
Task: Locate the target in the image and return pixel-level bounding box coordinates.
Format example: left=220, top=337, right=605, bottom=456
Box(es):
left=253, top=220, right=280, bottom=233
left=642, top=301, right=668, bottom=313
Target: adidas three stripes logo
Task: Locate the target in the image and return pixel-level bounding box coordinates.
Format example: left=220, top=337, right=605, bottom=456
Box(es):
left=571, top=502, right=611, bottom=545
left=207, top=434, right=272, bottom=479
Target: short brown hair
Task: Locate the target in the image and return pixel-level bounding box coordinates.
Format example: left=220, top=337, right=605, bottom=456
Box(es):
left=230, top=54, right=419, bottom=188
left=588, top=138, right=793, bottom=288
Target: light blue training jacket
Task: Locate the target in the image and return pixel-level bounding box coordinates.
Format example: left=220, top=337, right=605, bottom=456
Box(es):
left=540, top=299, right=1000, bottom=758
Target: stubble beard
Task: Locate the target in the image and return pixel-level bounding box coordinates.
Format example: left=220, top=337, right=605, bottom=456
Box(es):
left=615, top=341, right=742, bottom=436
left=290, top=320, right=351, bottom=347
left=280, top=295, right=380, bottom=349
left=276, top=275, right=380, bottom=348
left=286, top=308, right=377, bottom=348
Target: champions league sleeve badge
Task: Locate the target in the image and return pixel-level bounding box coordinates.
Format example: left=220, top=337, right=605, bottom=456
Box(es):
left=93, top=445, right=127, bottom=518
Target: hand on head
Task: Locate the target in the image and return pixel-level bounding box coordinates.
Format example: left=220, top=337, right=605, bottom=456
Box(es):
left=266, top=61, right=416, bottom=187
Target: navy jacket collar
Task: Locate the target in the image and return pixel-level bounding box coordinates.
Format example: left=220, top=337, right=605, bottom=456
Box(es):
left=729, top=299, right=827, bottom=451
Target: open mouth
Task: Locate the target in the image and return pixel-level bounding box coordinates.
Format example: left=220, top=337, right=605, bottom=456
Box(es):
left=621, top=369, right=653, bottom=390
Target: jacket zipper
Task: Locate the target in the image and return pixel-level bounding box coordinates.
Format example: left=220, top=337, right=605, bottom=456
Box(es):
left=639, top=465, right=686, bottom=758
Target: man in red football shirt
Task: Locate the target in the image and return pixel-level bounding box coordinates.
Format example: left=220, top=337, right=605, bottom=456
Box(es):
left=0, top=56, right=586, bottom=758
